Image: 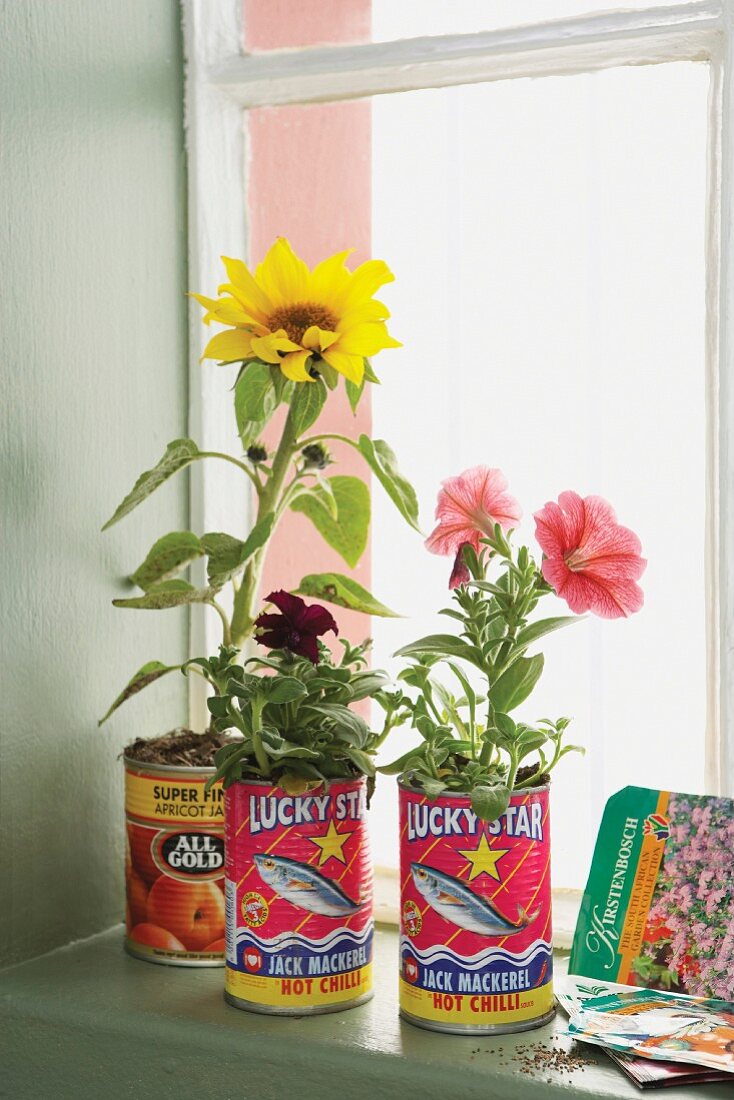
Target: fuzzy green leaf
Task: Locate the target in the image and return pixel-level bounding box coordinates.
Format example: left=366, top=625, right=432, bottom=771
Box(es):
left=393, top=634, right=484, bottom=670
left=357, top=436, right=420, bottom=532
left=112, top=579, right=212, bottom=610
left=130, top=531, right=204, bottom=590
left=296, top=573, right=400, bottom=617
left=98, top=660, right=181, bottom=725
left=490, top=654, right=545, bottom=713
left=235, top=362, right=277, bottom=446
left=515, top=616, right=581, bottom=648
left=201, top=513, right=275, bottom=589
left=471, top=784, right=510, bottom=822
left=102, top=439, right=201, bottom=530
left=266, top=677, right=309, bottom=704
left=291, top=476, right=370, bottom=568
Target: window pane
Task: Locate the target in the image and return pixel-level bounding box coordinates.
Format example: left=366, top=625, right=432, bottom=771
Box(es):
left=370, top=62, right=709, bottom=890
left=373, top=1, right=686, bottom=42
left=245, top=60, right=709, bottom=895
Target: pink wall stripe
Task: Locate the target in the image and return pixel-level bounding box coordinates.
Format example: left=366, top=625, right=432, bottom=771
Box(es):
left=244, top=3, right=374, bottom=649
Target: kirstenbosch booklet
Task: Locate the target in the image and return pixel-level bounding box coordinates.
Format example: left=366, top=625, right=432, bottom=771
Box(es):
left=569, top=786, right=734, bottom=1000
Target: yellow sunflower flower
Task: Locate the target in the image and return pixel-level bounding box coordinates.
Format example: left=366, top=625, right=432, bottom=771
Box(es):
left=193, top=238, right=402, bottom=385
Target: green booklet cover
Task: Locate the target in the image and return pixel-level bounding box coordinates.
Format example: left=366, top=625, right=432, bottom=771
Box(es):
left=569, top=786, right=734, bottom=1001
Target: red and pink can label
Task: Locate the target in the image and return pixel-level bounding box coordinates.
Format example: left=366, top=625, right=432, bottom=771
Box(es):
left=399, top=784, right=554, bottom=1031
left=224, top=779, right=373, bottom=1012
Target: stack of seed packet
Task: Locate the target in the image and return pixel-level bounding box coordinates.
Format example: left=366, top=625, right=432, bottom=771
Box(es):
left=560, top=786, right=734, bottom=1087
left=556, top=975, right=731, bottom=1087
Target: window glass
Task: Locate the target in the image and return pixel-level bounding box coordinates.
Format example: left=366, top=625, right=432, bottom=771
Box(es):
left=370, top=61, right=709, bottom=889
left=246, top=60, right=709, bottom=892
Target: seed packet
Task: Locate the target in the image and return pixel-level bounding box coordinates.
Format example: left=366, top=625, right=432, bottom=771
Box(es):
left=566, top=988, right=734, bottom=1075
left=569, top=786, right=734, bottom=1000
left=556, top=973, right=729, bottom=1088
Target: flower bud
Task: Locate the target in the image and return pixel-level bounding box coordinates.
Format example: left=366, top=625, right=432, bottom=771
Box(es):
left=301, top=443, right=331, bottom=470
left=246, top=444, right=268, bottom=464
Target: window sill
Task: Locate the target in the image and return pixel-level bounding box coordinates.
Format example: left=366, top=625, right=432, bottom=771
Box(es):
left=0, top=926, right=723, bottom=1099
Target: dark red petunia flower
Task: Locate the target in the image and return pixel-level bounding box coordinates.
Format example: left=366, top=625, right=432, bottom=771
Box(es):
left=255, top=590, right=338, bottom=663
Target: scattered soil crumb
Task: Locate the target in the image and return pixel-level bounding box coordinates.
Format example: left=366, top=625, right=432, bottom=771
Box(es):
left=124, top=728, right=235, bottom=767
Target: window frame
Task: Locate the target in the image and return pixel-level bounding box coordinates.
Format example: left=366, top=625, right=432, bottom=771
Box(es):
left=182, top=0, right=732, bottom=937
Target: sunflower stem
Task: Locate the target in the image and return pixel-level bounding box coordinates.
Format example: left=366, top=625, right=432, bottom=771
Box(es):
left=230, top=391, right=303, bottom=645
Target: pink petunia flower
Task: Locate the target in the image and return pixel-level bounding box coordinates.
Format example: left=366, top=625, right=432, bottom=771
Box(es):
left=533, top=491, right=646, bottom=619
left=425, top=466, right=522, bottom=558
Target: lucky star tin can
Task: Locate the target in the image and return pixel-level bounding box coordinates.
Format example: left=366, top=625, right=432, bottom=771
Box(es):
left=399, top=781, right=554, bottom=1034
left=124, top=758, right=226, bottom=966
left=224, top=778, right=373, bottom=1015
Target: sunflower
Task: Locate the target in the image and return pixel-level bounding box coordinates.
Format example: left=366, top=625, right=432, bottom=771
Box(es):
left=193, top=238, right=401, bottom=384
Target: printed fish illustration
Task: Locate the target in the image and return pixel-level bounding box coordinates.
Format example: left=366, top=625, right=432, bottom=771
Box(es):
left=410, top=862, right=538, bottom=936
left=253, top=853, right=360, bottom=917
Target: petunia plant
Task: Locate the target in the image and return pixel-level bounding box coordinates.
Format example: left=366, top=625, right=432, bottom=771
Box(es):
left=100, top=239, right=419, bottom=724
left=197, top=594, right=409, bottom=793
left=383, top=467, right=646, bottom=821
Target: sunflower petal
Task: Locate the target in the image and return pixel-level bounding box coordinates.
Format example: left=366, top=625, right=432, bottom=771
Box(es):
left=302, top=325, right=340, bottom=352
left=338, top=299, right=391, bottom=327
left=308, top=249, right=354, bottom=304
left=279, top=350, right=314, bottom=382
left=321, top=348, right=365, bottom=385
left=335, top=322, right=401, bottom=357
left=340, top=259, right=395, bottom=311
left=201, top=328, right=254, bottom=363
left=221, top=256, right=273, bottom=318
left=256, top=238, right=309, bottom=307
left=192, top=294, right=253, bottom=328
left=250, top=331, right=302, bottom=364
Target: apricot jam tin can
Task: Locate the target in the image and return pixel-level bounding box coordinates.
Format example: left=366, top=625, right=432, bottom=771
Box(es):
left=399, top=782, right=554, bottom=1034
left=224, top=778, right=373, bottom=1015
left=124, top=758, right=225, bottom=966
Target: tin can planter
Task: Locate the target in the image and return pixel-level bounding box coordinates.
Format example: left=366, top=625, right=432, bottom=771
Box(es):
left=399, top=781, right=554, bottom=1035
left=224, top=777, right=373, bottom=1015
left=124, top=758, right=226, bottom=966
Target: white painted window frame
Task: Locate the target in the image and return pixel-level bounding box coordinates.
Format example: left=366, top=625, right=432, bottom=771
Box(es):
left=182, top=0, right=733, bottom=941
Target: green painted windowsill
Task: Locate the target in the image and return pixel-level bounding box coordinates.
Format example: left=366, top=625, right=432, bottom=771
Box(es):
left=0, top=927, right=727, bottom=1099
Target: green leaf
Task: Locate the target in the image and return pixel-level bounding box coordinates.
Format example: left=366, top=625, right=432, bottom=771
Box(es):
left=345, top=375, right=365, bottom=414
left=296, top=573, right=400, bottom=617
left=102, top=439, right=201, bottom=530
left=291, top=476, right=370, bottom=568
left=112, top=579, right=212, bottom=610
left=341, top=746, right=376, bottom=777
left=378, top=748, right=426, bottom=776
left=290, top=378, right=327, bottom=439
left=414, top=774, right=447, bottom=799
left=393, top=634, right=484, bottom=670
left=490, top=654, right=545, bottom=713
left=357, top=436, right=420, bottom=532
left=471, top=784, right=510, bottom=822
left=201, top=513, right=275, bottom=589
left=98, top=661, right=181, bottom=725
left=515, top=616, right=582, bottom=648
left=266, top=677, right=309, bottom=704
left=235, top=362, right=277, bottom=447
left=309, top=478, right=338, bottom=520
left=130, top=531, right=203, bottom=590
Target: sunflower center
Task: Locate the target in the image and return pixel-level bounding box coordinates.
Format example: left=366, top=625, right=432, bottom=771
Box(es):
left=269, top=302, right=338, bottom=346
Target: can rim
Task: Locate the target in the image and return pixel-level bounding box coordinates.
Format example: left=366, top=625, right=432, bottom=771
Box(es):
left=397, top=777, right=550, bottom=796
left=123, top=756, right=216, bottom=777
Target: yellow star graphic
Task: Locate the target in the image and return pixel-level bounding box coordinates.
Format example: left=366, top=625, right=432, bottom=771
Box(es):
left=458, top=834, right=510, bottom=882
left=306, top=821, right=354, bottom=867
